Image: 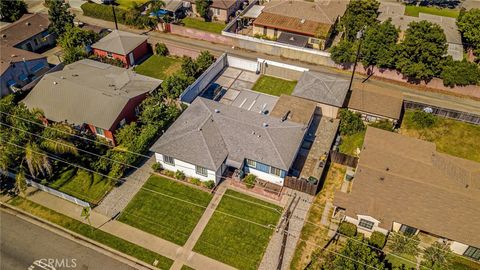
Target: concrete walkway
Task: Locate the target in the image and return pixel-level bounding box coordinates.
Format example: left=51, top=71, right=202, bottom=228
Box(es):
left=95, top=154, right=154, bottom=217
left=25, top=189, right=235, bottom=270
left=170, top=184, right=227, bottom=270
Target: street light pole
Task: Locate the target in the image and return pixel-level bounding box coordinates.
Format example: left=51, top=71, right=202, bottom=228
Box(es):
left=111, top=4, right=118, bottom=30
left=347, top=29, right=365, bottom=92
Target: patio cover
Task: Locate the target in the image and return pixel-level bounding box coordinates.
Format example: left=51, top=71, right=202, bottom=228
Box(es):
left=276, top=32, right=309, bottom=48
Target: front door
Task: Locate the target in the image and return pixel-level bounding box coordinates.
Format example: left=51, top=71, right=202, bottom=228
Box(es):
left=128, top=53, right=135, bottom=66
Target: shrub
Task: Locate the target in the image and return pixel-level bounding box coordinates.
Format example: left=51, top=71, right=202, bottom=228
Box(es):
left=81, top=2, right=127, bottom=24
left=243, top=174, right=256, bottom=189
left=441, top=60, right=480, bottom=87
left=369, top=231, right=386, bottom=249
left=339, top=109, right=365, bottom=135
left=175, top=170, right=185, bottom=180
left=155, top=42, right=169, bottom=56
left=151, top=162, right=162, bottom=172
left=190, top=178, right=201, bottom=186
left=203, top=180, right=215, bottom=189
left=164, top=170, right=175, bottom=178
left=338, top=222, right=357, bottom=237
left=412, top=110, right=437, bottom=128
left=370, top=119, right=393, bottom=131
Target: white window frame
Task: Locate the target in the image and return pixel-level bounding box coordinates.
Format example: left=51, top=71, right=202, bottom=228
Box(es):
left=270, top=166, right=281, bottom=177
left=163, top=155, right=175, bottom=165
left=195, top=165, right=208, bottom=177
left=358, top=218, right=374, bottom=230
left=95, top=126, right=105, bottom=137
left=246, top=159, right=256, bottom=168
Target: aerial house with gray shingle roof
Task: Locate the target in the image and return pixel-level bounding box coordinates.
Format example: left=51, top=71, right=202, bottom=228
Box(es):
left=150, top=97, right=310, bottom=185
left=92, top=30, right=149, bottom=68
left=22, top=59, right=162, bottom=144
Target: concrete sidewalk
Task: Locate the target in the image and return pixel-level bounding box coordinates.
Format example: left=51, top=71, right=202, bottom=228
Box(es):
left=25, top=189, right=235, bottom=270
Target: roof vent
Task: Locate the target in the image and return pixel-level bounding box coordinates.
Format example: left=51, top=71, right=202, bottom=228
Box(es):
left=53, top=81, right=58, bottom=85
left=281, top=110, right=291, bottom=122
left=10, top=54, right=17, bottom=57
left=379, top=176, right=385, bottom=181
left=26, top=22, right=31, bottom=26
left=108, top=84, right=115, bottom=87
left=262, top=123, right=268, bottom=128
left=72, top=74, right=78, bottom=77
left=214, top=109, right=220, bottom=113
left=2, top=34, right=6, bottom=38
left=300, top=19, right=306, bottom=24
left=60, top=76, right=65, bottom=79
left=385, top=167, right=389, bottom=171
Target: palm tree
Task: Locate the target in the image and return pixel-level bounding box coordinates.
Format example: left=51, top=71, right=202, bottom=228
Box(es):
left=387, top=232, right=421, bottom=256
left=25, top=142, right=53, bottom=177
left=422, top=242, right=452, bottom=269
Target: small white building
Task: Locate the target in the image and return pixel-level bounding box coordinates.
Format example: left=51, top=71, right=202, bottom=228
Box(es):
left=334, top=127, right=480, bottom=261
left=150, top=97, right=308, bottom=185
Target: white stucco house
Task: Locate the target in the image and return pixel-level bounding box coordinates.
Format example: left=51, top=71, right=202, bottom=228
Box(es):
left=150, top=97, right=309, bottom=185
left=333, top=127, right=480, bottom=261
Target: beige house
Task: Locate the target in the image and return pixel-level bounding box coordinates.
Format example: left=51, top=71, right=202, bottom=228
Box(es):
left=348, top=82, right=404, bottom=124
left=334, top=128, right=480, bottom=261
left=252, top=0, right=347, bottom=49
left=186, top=0, right=244, bottom=22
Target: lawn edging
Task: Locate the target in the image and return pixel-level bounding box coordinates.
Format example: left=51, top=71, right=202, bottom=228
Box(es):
left=1, top=199, right=173, bottom=270
left=152, top=171, right=214, bottom=194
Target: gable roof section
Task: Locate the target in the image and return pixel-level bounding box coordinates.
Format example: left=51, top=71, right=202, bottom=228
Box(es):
left=0, top=45, right=46, bottom=75
left=91, top=30, right=148, bottom=55
left=22, top=59, right=162, bottom=130
left=0, top=13, right=50, bottom=47
left=150, top=97, right=307, bottom=171
left=348, top=82, right=404, bottom=120
left=334, top=127, right=480, bottom=247
left=292, top=71, right=349, bottom=107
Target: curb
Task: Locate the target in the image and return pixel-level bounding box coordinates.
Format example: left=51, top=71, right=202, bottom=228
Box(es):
left=1, top=202, right=161, bottom=270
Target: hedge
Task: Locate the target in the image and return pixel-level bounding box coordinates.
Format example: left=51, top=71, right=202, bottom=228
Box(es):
left=369, top=231, right=386, bottom=249
left=81, top=2, right=127, bottom=24
left=338, top=221, right=357, bottom=237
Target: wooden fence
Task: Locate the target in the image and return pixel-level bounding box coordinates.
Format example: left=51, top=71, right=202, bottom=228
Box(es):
left=284, top=176, right=318, bottom=195
left=329, top=151, right=358, bottom=168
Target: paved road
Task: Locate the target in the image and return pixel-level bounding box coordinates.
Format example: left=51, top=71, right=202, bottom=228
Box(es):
left=0, top=210, right=136, bottom=270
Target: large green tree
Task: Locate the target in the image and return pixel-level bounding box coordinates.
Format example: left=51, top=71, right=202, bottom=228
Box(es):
left=441, top=59, right=480, bottom=87
left=46, top=0, right=74, bottom=36
left=457, top=8, right=480, bottom=55
left=421, top=242, right=453, bottom=270
left=161, top=73, right=195, bottom=99
left=395, top=20, right=447, bottom=81
left=58, top=26, right=99, bottom=64
left=0, top=0, right=27, bottom=22
left=387, top=232, right=421, bottom=256
left=330, top=40, right=358, bottom=64
left=328, top=237, right=385, bottom=269
left=195, top=0, right=212, bottom=21
left=360, top=19, right=399, bottom=68
left=340, top=0, right=380, bottom=41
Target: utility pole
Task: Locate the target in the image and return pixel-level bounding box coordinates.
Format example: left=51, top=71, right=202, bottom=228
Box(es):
left=347, top=28, right=365, bottom=92
left=111, top=4, right=118, bottom=30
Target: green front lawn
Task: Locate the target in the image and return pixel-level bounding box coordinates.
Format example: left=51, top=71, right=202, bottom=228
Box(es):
left=252, top=75, right=297, bottom=96
left=181, top=17, right=226, bottom=34
left=338, top=131, right=366, bottom=156
left=193, top=190, right=282, bottom=270
left=47, top=167, right=113, bottom=205
left=451, top=256, right=480, bottom=270
left=134, top=55, right=182, bottom=80
left=118, top=175, right=213, bottom=245
left=404, top=5, right=460, bottom=18
left=385, top=253, right=418, bottom=269
left=115, top=0, right=150, bottom=9
left=400, top=110, right=480, bottom=163
left=9, top=197, right=174, bottom=269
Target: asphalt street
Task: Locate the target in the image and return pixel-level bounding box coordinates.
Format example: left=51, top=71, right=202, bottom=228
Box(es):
left=0, top=210, right=137, bottom=270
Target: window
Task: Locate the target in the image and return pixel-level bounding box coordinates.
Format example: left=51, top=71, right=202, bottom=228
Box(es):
left=31, top=62, right=45, bottom=73
left=118, top=118, right=126, bottom=128
left=246, top=159, right=256, bottom=167
left=310, top=38, right=321, bottom=45
left=213, top=8, right=221, bottom=16
left=196, top=165, right=208, bottom=177
left=274, top=28, right=278, bottom=38
left=358, top=219, right=374, bottom=230
left=34, top=38, right=39, bottom=46
left=163, top=155, right=174, bottom=165
left=95, top=126, right=104, bottom=136
left=464, top=246, right=480, bottom=261
left=135, top=105, right=141, bottom=116
left=270, top=166, right=281, bottom=177
left=107, top=52, right=113, bottom=58
left=399, top=224, right=417, bottom=235
left=263, top=26, right=267, bottom=35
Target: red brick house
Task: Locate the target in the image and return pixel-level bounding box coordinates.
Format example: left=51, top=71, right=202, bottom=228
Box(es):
left=22, top=60, right=162, bottom=144
left=91, top=30, right=149, bottom=68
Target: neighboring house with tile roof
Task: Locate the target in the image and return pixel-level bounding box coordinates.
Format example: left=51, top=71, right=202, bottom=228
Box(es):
left=291, top=71, right=349, bottom=118
left=150, top=97, right=310, bottom=185
left=378, top=2, right=463, bottom=60
left=334, top=127, right=480, bottom=260
left=0, top=13, right=53, bottom=97
left=185, top=0, right=244, bottom=22
left=348, top=82, right=404, bottom=124
left=22, top=59, right=162, bottom=144
left=92, top=30, right=149, bottom=68
left=252, top=0, right=347, bottom=50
